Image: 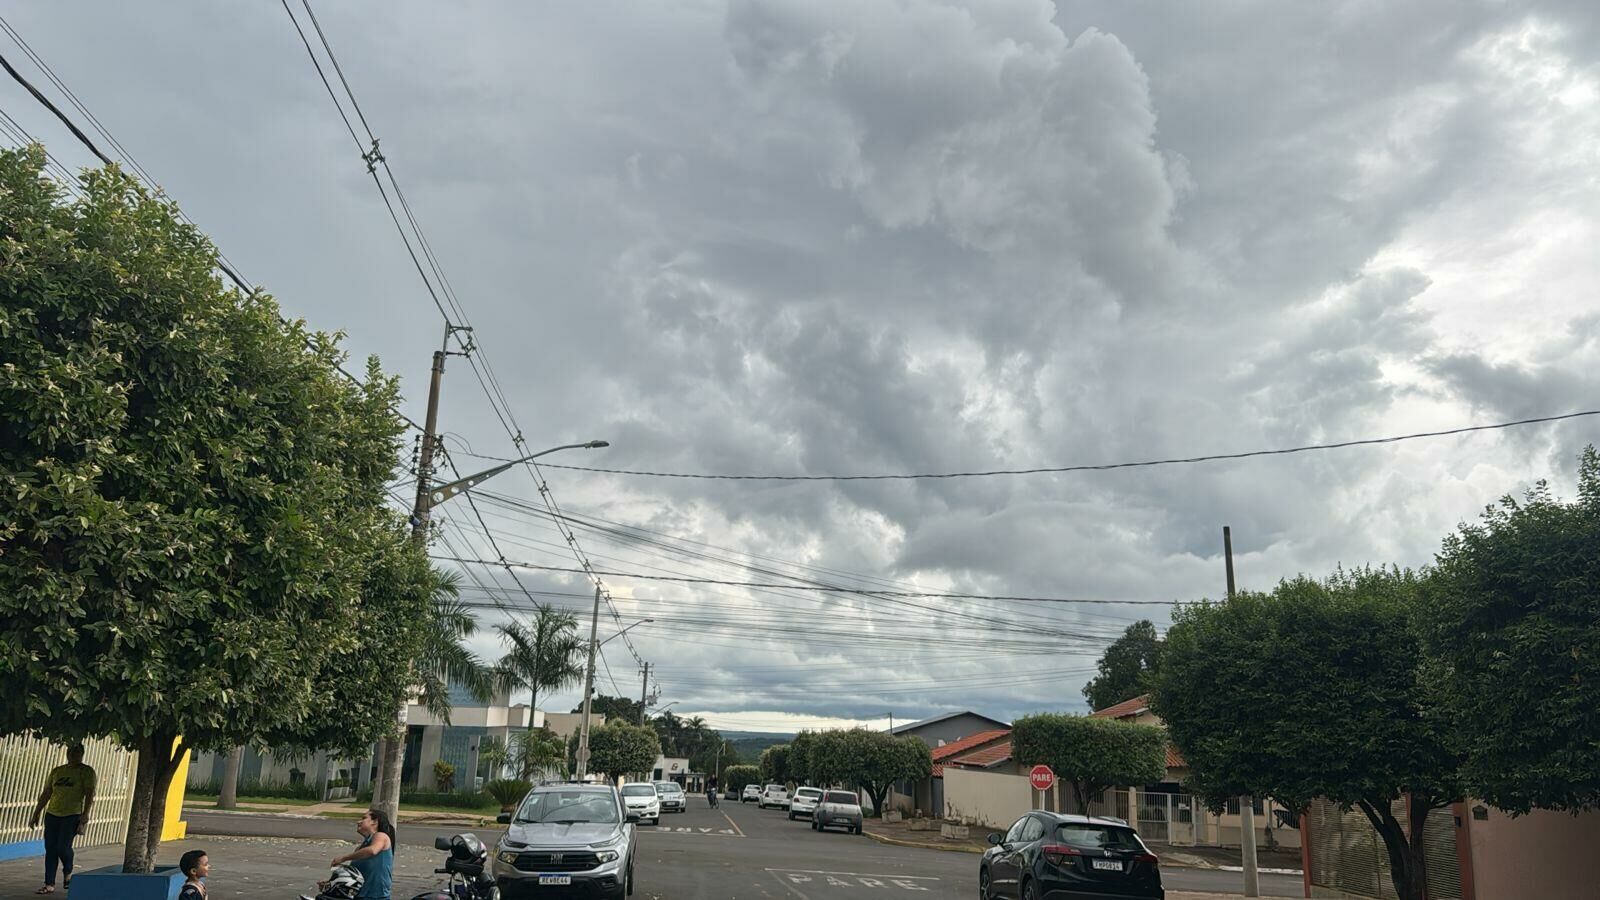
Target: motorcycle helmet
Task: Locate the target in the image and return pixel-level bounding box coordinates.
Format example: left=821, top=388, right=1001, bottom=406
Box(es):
left=450, top=832, right=488, bottom=864
left=320, top=863, right=365, bottom=899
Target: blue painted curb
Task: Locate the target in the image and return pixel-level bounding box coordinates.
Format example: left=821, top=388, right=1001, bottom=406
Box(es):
left=0, top=839, right=45, bottom=862
left=69, top=863, right=186, bottom=900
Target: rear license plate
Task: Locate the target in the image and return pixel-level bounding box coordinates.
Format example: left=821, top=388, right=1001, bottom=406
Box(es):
left=1092, top=859, right=1122, bottom=871
left=539, top=875, right=573, bottom=885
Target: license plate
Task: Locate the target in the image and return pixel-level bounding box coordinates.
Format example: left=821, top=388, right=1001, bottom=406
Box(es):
left=538, top=875, right=573, bottom=885
left=1092, top=859, right=1122, bottom=871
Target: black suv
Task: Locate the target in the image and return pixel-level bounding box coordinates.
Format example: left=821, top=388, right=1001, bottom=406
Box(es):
left=979, top=812, right=1163, bottom=899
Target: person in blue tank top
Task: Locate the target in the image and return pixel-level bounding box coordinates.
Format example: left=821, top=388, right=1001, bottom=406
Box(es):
left=332, top=808, right=394, bottom=899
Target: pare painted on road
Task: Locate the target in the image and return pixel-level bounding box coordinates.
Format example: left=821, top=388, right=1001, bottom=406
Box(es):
left=648, top=825, right=741, bottom=836
left=767, top=868, right=940, bottom=893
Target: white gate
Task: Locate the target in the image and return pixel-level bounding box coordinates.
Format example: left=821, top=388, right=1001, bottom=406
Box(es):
left=0, top=735, right=139, bottom=852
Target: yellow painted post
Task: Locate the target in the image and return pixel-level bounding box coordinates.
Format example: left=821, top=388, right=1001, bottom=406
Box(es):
left=161, top=739, right=190, bottom=841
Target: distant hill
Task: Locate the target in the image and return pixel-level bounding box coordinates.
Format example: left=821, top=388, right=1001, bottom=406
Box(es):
left=723, top=731, right=794, bottom=764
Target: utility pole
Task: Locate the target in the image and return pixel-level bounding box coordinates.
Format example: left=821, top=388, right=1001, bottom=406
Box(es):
left=1225, top=526, right=1261, bottom=898
left=638, top=663, right=650, bottom=725
left=575, top=584, right=602, bottom=780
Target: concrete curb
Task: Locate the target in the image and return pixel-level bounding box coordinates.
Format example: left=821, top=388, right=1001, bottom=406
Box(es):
left=182, top=806, right=319, bottom=820
left=862, top=830, right=983, bottom=854
left=862, top=830, right=1304, bottom=876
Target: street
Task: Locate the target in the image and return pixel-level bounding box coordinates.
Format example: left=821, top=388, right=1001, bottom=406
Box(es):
left=0, top=799, right=1300, bottom=899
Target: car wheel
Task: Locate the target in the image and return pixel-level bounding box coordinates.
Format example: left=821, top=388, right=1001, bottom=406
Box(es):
left=1021, top=878, right=1038, bottom=900
left=979, top=865, right=993, bottom=900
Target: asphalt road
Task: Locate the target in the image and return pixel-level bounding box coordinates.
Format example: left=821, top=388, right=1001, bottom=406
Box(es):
left=174, top=799, right=1304, bottom=898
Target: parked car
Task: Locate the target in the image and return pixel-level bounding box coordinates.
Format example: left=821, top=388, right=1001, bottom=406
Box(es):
left=492, top=782, right=636, bottom=899
left=788, top=786, right=824, bottom=820
left=741, top=785, right=762, bottom=804
left=979, top=812, right=1164, bottom=900
left=618, top=782, right=660, bottom=826
left=653, top=781, right=687, bottom=813
left=726, top=787, right=738, bottom=801
left=758, top=784, right=790, bottom=809
left=812, top=790, right=864, bottom=834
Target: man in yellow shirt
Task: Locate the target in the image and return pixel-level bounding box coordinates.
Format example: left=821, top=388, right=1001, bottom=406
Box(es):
left=28, top=743, right=96, bottom=895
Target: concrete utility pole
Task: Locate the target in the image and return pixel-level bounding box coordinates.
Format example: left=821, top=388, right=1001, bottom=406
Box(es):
left=575, top=584, right=602, bottom=780
left=638, top=662, right=650, bottom=725
left=1224, top=526, right=1261, bottom=898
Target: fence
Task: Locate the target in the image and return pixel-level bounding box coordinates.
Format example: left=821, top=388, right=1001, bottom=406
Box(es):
left=1109, top=789, right=1302, bottom=850
left=1306, top=798, right=1461, bottom=900
left=0, top=735, right=139, bottom=857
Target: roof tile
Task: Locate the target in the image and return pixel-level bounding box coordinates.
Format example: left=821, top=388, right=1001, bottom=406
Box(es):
left=1089, top=694, right=1151, bottom=720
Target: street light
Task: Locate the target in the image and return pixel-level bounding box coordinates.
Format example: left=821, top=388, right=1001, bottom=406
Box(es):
left=424, top=440, right=609, bottom=510
left=576, top=614, right=655, bottom=780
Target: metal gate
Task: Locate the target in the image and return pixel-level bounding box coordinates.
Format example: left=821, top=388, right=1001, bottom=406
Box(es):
left=0, top=735, right=138, bottom=852
left=1307, top=798, right=1462, bottom=900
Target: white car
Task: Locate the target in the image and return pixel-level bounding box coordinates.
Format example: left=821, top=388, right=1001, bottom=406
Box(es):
left=653, top=780, right=687, bottom=813
left=619, top=782, right=660, bottom=825
left=759, top=784, right=790, bottom=809
left=788, top=786, right=823, bottom=820
left=741, top=785, right=762, bottom=804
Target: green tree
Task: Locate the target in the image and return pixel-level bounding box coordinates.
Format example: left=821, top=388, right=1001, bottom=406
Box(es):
left=576, top=694, right=645, bottom=727
left=587, top=721, right=662, bottom=780
left=1082, top=620, right=1165, bottom=711
left=807, top=730, right=931, bottom=817
left=759, top=743, right=793, bottom=785
left=498, top=603, right=585, bottom=726
left=1012, top=714, right=1166, bottom=813
left=1152, top=568, right=1459, bottom=900
left=0, top=148, right=415, bottom=872
left=1424, top=447, right=1600, bottom=815
left=509, top=726, right=568, bottom=781
left=724, top=764, right=761, bottom=792
left=415, top=572, right=496, bottom=723
left=787, top=730, right=820, bottom=785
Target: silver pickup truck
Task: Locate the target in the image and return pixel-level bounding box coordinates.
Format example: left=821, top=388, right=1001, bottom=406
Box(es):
left=812, top=790, right=864, bottom=834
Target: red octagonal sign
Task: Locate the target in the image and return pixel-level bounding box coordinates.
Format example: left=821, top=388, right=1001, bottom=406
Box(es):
left=1029, top=764, right=1055, bottom=791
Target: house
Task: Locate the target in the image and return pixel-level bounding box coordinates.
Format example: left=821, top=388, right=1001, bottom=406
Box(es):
left=890, top=711, right=1011, bottom=749
left=882, top=712, right=1011, bottom=815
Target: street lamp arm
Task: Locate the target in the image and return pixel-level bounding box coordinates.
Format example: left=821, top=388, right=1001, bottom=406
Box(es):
left=426, top=440, right=608, bottom=509
left=598, top=617, right=653, bottom=648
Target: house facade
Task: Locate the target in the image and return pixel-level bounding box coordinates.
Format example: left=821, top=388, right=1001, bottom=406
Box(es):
left=884, top=711, right=1011, bottom=816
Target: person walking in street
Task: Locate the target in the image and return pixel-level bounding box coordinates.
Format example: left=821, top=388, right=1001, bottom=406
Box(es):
left=28, top=743, right=96, bottom=894
left=331, top=808, right=394, bottom=899
left=178, top=848, right=209, bottom=900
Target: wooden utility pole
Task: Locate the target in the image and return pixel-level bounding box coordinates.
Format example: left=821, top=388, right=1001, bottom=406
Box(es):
left=1225, top=526, right=1261, bottom=897
left=638, top=662, right=651, bottom=725
left=575, top=584, right=602, bottom=779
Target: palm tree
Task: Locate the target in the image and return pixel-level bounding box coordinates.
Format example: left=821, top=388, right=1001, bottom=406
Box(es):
left=494, top=603, right=585, bottom=730
left=415, top=570, right=497, bottom=722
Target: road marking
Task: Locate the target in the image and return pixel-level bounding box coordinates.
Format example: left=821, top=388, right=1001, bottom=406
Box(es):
left=764, top=869, right=938, bottom=880
left=765, top=869, right=941, bottom=892
left=723, top=809, right=745, bottom=836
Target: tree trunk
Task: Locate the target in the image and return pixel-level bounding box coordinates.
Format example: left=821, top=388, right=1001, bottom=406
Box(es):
left=865, top=783, right=890, bottom=818
left=1357, top=797, right=1430, bottom=900
left=371, top=740, right=388, bottom=799
left=218, top=746, right=244, bottom=809
left=1072, top=782, right=1091, bottom=814
left=376, top=734, right=403, bottom=821
left=122, top=733, right=186, bottom=873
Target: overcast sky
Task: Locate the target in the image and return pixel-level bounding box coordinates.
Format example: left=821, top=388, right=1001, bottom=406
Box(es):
left=5, top=1, right=1597, bottom=734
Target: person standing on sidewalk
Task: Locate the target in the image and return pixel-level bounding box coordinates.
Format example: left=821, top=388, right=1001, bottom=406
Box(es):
left=28, top=743, right=96, bottom=894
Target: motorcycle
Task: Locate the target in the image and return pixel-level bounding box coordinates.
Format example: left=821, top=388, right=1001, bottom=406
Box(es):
left=299, top=863, right=364, bottom=900
left=408, top=832, right=500, bottom=900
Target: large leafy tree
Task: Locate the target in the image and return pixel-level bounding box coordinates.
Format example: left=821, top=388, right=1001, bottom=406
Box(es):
left=586, top=721, right=662, bottom=780
left=0, top=148, right=416, bottom=872
left=787, top=730, right=820, bottom=785
left=576, top=693, right=644, bottom=726
left=1152, top=568, right=1459, bottom=900
left=807, top=729, right=932, bottom=817
left=759, top=743, right=793, bottom=785
left=1424, top=446, right=1600, bottom=814
left=723, top=764, right=761, bottom=792
left=499, top=602, right=585, bottom=727
left=1082, top=620, right=1165, bottom=711
left=1012, top=714, right=1166, bottom=813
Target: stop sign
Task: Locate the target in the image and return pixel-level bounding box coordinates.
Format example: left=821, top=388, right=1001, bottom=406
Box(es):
left=1029, top=764, right=1056, bottom=791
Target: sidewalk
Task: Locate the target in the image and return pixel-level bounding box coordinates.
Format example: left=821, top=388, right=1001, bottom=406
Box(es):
left=185, top=800, right=498, bottom=826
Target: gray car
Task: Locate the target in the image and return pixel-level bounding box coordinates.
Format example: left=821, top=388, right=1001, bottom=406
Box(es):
left=813, top=789, right=864, bottom=834
left=493, top=783, right=636, bottom=898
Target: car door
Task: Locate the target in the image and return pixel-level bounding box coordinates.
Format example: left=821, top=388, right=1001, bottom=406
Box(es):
left=1014, top=815, right=1047, bottom=890
left=990, top=815, right=1033, bottom=896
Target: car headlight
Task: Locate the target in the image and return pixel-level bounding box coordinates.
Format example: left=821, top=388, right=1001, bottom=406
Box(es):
left=497, top=849, right=519, bottom=864
left=595, top=849, right=620, bottom=863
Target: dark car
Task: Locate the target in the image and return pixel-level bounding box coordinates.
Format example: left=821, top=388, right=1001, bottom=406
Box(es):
left=979, top=812, right=1163, bottom=900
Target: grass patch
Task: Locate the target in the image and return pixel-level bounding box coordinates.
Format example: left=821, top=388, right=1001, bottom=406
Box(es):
left=187, top=793, right=322, bottom=808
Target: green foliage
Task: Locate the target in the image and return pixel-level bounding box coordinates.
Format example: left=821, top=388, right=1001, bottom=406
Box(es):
left=586, top=721, right=662, bottom=779
left=478, top=736, right=510, bottom=773
left=805, top=729, right=931, bottom=817
left=414, top=572, right=495, bottom=725
left=510, top=726, right=568, bottom=781
left=485, top=778, right=533, bottom=809
left=498, top=604, right=584, bottom=721
left=191, top=778, right=319, bottom=801
left=649, top=710, right=721, bottom=760
left=0, top=147, right=415, bottom=870
left=1012, top=714, right=1167, bottom=812
left=1153, top=567, right=1456, bottom=900
left=1424, top=445, right=1600, bottom=814
left=576, top=694, right=644, bottom=725
left=1082, top=620, right=1165, bottom=711
left=759, top=743, right=793, bottom=784
left=787, top=731, right=820, bottom=785
left=357, top=787, right=490, bottom=809
left=433, top=760, right=457, bottom=792
left=723, top=764, right=761, bottom=792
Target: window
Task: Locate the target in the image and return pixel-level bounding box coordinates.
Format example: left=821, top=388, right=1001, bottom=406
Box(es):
left=1020, top=817, right=1047, bottom=842
left=515, top=791, right=620, bottom=824
left=1005, top=817, right=1030, bottom=844
left=825, top=792, right=857, bottom=804
left=620, top=784, right=656, bottom=797
left=1055, top=823, right=1143, bottom=851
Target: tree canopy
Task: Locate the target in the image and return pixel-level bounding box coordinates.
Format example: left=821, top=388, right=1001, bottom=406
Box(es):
left=500, top=602, right=584, bottom=724
left=1082, top=620, right=1165, bottom=711
left=805, top=729, right=931, bottom=817
left=1012, top=713, right=1167, bottom=813
left=586, top=721, right=662, bottom=780
left=723, top=764, right=762, bottom=792
left=759, top=743, right=793, bottom=785
left=0, top=147, right=421, bottom=871
left=1423, top=446, right=1600, bottom=815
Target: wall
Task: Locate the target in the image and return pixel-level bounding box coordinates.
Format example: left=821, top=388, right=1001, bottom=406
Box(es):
left=1468, top=805, right=1600, bottom=900
left=895, top=714, right=1007, bottom=749
left=942, top=767, right=1034, bottom=831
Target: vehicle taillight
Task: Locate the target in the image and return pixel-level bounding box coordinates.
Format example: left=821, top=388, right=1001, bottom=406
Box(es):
left=1041, top=844, right=1082, bottom=866
left=1135, top=852, right=1159, bottom=866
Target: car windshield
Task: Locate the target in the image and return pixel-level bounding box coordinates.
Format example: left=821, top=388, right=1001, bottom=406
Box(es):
left=657, top=783, right=682, bottom=794
left=825, top=792, right=857, bottom=804
left=514, top=790, right=620, bottom=824
left=765, top=784, right=784, bottom=792
left=796, top=788, right=822, bottom=798
left=1055, top=823, right=1144, bottom=851
left=620, top=785, right=655, bottom=797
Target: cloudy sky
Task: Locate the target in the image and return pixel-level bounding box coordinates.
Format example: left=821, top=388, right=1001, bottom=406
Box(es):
left=5, top=1, right=1597, bottom=733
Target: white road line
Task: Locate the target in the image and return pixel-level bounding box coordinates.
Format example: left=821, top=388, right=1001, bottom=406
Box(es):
left=763, top=868, right=940, bottom=881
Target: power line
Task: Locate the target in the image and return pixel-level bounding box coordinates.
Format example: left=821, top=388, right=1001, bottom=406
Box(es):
left=535, top=408, right=1600, bottom=481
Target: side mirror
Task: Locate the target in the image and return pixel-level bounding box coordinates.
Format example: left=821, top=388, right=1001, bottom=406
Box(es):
left=434, top=836, right=452, bottom=851
left=988, top=832, right=1003, bottom=845
left=496, top=813, right=512, bottom=824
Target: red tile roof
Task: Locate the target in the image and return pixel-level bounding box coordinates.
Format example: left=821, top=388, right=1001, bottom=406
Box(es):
left=951, top=740, right=1014, bottom=769
left=1166, top=744, right=1187, bottom=769
left=929, top=729, right=1010, bottom=776
left=1089, top=694, right=1151, bottom=720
